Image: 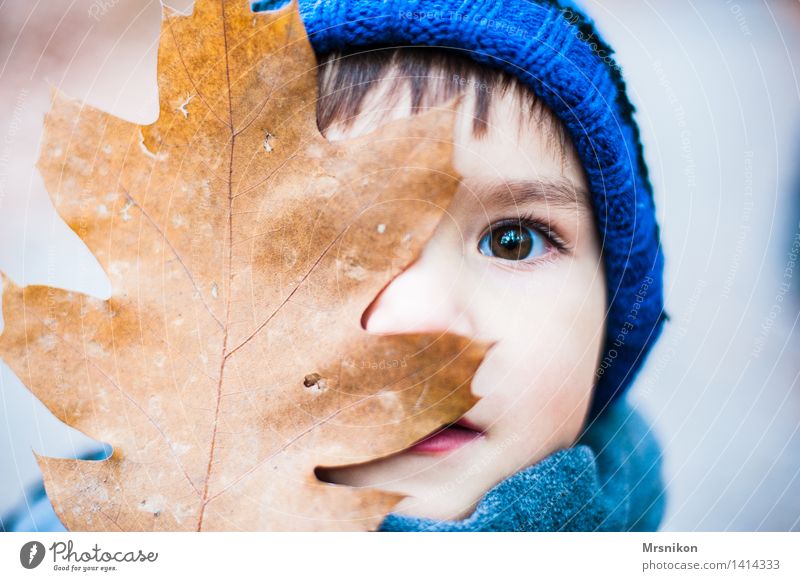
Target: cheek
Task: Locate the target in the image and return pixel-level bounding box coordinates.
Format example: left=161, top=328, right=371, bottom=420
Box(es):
left=469, top=263, right=606, bottom=453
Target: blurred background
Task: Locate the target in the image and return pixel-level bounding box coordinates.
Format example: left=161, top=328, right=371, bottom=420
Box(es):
left=1, top=0, right=798, bottom=531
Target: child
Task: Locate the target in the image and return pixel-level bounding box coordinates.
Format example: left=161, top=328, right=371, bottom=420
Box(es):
left=3, top=0, right=667, bottom=532
left=269, top=0, right=669, bottom=531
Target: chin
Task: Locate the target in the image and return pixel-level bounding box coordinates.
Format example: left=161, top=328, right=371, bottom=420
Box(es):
left=316, top=437, right=494, bottom=521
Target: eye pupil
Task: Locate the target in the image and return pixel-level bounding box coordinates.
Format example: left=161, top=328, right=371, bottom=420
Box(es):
left=491, top=224, right=532, bottom=260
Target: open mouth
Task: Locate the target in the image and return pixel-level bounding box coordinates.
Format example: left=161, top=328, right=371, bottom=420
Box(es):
left=407, top=419, right=485, bottom=454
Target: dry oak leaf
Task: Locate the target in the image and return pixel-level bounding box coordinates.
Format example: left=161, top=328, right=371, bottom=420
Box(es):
left=0, top=0, right=492, bottom=531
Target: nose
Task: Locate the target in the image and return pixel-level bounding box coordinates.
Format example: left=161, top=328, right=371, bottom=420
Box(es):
left=361, top=243, right=474, bottom=337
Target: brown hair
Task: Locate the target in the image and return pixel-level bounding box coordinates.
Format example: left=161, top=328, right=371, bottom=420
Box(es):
left=315, top=46, right=568, bottom=152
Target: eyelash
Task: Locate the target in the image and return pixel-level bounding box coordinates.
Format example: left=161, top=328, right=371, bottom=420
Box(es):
left=479, top=213, right=571, bottom=262
left=514, top=214, right=570, bottom=253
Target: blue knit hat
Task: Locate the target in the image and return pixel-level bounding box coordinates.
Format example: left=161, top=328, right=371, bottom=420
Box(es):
left=252, top=0, right=667, bottom=419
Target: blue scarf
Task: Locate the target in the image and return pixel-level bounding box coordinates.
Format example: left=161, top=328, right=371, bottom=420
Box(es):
left=3, top=398, right=665, bottom=532
left=380, top=398, right=666, bottom=532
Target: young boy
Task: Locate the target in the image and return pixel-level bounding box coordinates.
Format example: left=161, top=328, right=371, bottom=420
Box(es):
left=4, top=0, right=667, bottom=532
left=277, top=0, right=669, bottom=531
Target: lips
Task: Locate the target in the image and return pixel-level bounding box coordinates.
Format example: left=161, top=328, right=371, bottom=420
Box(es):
left=407, top=419, right=484, bottom=454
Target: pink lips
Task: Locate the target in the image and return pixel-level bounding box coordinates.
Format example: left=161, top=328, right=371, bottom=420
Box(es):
left=408, top=420, right=484, bottom=454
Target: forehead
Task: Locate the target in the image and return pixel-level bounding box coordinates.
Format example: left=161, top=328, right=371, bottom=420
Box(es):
left=322, top=72, right=589, bottom=206
left=451, top=88, right=587, bottom=192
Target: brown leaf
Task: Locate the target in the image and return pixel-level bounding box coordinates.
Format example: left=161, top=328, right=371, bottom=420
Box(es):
left=0, top=0, right=490, bottom=531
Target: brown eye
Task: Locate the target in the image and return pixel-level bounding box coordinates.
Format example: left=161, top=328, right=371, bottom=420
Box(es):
left=478, top=222, right=544, bottom=261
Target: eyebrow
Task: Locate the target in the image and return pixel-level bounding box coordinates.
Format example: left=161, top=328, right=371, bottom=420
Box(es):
left=474, top=179, right=590, bottom=214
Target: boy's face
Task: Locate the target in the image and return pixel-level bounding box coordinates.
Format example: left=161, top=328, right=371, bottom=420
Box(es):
left=318, top=81, right=607, bottom=520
